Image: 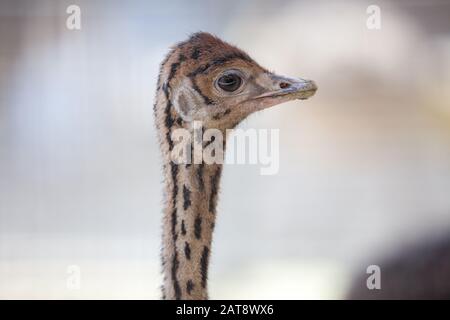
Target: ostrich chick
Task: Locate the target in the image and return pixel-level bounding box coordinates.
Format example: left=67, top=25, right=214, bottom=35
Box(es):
left=154, top=32, right=317, bottom=300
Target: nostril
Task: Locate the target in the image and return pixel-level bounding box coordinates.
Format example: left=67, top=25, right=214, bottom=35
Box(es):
left=279, top=82, right=291, bottom=89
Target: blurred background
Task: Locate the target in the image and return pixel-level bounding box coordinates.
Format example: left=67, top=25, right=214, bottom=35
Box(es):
left=1, top=0, right=450, bottom=299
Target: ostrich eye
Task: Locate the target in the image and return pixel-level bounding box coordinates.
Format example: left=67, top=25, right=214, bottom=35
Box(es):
left=217, top=73, right=242, bottom=92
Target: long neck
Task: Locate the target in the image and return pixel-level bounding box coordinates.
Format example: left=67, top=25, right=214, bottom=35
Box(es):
left=161, top=158, right=222, bottom=299
left=155, top=59, right=225, bottom=299
left=155, top=91, right=224, bottom=299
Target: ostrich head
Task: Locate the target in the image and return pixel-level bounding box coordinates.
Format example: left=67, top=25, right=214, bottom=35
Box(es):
left=160, top=32, right=317, bottom=130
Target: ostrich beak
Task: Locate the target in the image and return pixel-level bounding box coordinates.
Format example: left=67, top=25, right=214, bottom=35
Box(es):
left=254, top=74, right=318, bottom=101
left=241, top=73, right=318, bottom=114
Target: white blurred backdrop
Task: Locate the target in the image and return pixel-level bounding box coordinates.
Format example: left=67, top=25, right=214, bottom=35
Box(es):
left=1, top=0, right=450, bottom=299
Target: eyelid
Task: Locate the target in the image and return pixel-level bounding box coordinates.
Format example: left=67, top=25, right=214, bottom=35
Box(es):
left=216, top=68, right=246, bottom=79
left=215, top=70, right=246, bottom=85
left=213, top=69, right=247, bottom=95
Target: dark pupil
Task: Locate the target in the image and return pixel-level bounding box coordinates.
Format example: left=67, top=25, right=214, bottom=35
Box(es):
left=218, top=74, right=242, bottom=92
